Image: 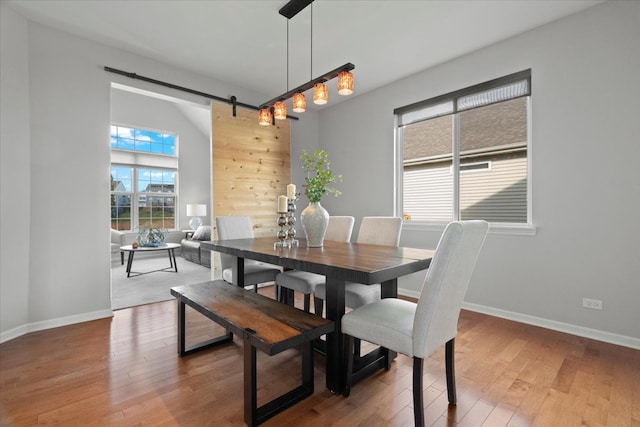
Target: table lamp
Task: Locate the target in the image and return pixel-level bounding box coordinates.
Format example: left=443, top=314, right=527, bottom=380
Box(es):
left=186, top=204, right=206, bottom=230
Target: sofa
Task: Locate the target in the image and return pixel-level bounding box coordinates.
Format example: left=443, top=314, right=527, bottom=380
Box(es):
left=111, top=228, right=125, bottom=264
left=181, top=225, right=212, bottom=268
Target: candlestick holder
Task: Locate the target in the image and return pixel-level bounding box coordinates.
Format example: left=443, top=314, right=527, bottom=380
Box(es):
left=286, top=196, right=299, bottom=247
left=274, top=212, right=290, bottom=249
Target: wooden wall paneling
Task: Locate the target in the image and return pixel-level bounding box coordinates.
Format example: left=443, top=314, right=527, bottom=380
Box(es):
left=211, top=102, right=290, bottom=239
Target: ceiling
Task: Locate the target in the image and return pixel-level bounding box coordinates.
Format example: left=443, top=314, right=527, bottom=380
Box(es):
left=7, top=0, right=603, bottom=109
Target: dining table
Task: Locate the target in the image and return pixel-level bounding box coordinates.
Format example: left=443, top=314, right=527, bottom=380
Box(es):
left=202, top=237, right=435, bottom=394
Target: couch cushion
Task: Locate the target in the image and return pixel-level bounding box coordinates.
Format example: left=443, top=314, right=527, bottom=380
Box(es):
left=191, top=225, right=212, bottom=241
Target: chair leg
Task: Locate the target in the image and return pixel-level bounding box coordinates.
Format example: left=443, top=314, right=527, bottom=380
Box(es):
left=445, top=338, right=457, bottom=404
left=343, top=334, right=354, bottom=397
left=413, top=357, right=425, bottom=427
left=120, top=251, right=124, bottom=265
left=354, top=338, right=361, bottom=359
left=313, top=297, right=323, bottom=316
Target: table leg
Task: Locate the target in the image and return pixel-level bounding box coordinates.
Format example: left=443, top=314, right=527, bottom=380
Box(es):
left=126, top=251, right=134, bottom=278
left=380, top=278, right=397, bottom=299
left=381, top=278, right=398, bottom=362
left=325, top=277, right=346, bottom=393
left=168, top=248, right=174, bottom=269
left=170, top=248, right=178, bottom=272
left=232, top=257, right=245, bottom=288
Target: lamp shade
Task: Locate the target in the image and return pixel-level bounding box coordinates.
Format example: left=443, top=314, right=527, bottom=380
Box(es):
left=274, top=101, right=287, bottom=120
left=258, top=108, right=272, bottom=126
left=292, top=92, right=306, bottom=113
left=186, top=204, right=206, bottom=217
left=338, top=71, right=354, bottom=96
left=313, top=82, right=328, bottom=105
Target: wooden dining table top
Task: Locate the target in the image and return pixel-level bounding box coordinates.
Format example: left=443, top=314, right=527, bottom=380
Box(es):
left=203, top=237, right=435, bottom=284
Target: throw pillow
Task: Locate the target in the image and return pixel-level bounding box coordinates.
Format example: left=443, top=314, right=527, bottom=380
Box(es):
left=191, top=225, right=212, bottom=241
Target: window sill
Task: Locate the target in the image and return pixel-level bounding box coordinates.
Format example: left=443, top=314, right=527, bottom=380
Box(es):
left=402, top=221, right=537, bottom=236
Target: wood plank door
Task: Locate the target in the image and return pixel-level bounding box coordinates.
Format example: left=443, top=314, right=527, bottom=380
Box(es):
left=211, top=102, right=290, bottom=239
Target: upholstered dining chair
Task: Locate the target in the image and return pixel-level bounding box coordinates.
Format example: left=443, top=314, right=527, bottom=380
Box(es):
left=275, top=216, right=355, bottom=312
left=215, top=216, right=281, bottom=292
left=341, top=220, right=489, bottom=427
left=313, top=216, right=403, bottom=315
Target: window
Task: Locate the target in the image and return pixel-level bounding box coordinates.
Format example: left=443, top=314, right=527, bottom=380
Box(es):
left=111, top=125, right=176, bottom=155
left=396, top=70, right=530, bottom=225
left=110, top=125, right=177, bottom=231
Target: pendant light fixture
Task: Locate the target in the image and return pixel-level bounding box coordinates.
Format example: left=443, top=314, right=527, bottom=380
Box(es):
left=292, top=92, right=306, bottom=113
left=258, top=108, right=272, bottom=126
left=338, top=70, right=354, bottom=95
left=313, top=82, right=328, bottom=104
left=274, top=17, right=290, bottom=121
left=274, top=101, right=287, bottom=120
left=258, top=0, right=355, bottom=125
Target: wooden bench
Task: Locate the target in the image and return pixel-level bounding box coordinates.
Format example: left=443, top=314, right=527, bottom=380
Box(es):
left=170, top=280, right=334, bottom=426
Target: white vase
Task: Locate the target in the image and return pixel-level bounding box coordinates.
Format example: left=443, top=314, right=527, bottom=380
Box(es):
left=300, top=201, right=329, bottom=247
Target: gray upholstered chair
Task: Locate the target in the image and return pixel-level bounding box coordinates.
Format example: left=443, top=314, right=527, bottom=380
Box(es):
left=215, top=216, right=281, bottom=292
left=341, top=220, right=489, bottom=427
left=313, top=216, right=403, bottom=315
left=275, top=216, right=355, bottom=312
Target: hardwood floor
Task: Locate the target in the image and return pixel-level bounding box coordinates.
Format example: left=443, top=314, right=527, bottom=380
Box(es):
left=1, top=286, right=638, bottom=426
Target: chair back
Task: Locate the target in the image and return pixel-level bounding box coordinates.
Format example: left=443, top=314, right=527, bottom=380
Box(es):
left=324, top=216, right=355, bottom=242
left=357, top=216, right=402, bottom=246
left=412, top=220, right=488, bottom=358
left=215, top=216, right=255, bottom=271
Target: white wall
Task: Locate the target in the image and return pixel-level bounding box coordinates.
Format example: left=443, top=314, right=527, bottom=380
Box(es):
left=1, top=4, right=31, bottom=335
left=319, top=1, right=640, bottom=345
left=0, top=9, right=318, bottom=341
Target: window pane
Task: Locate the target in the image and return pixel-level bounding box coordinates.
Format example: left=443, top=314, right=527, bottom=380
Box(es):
left=402, top=115, right=454, bottom=221
left=110, top=194, right=131, bottom=231
left=110, top=166, right=132, bottom=192
left=150, top=142, right=164, bottom=154
left=458, top=97, right=528, bottom=222
left=111, top=125, right=176, bottom=155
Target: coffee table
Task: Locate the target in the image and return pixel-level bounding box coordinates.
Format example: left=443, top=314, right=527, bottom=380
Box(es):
left=120, top=243, right=180, bottom=277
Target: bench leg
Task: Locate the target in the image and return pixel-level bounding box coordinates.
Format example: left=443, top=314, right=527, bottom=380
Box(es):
left=244, top=335, right=258, bottom=427
left=243, top=337, right=315, bottom=426
left=177, top=299, right=186, bottom=355
left=176, top=297, right=233, bottom=356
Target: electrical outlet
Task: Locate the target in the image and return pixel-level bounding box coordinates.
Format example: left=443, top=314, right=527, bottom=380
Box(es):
left=582, top=298, right=603, bottom=310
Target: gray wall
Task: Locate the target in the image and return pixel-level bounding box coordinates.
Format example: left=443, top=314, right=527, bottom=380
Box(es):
left=0, top=3, right=318, bottom=340
left=319, top=1, right=640, bottom=345
left=1, top=4, right=31, bottom=336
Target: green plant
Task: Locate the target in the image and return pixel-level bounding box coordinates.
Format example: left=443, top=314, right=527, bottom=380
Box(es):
left=300, top=149, right=342, bottom=203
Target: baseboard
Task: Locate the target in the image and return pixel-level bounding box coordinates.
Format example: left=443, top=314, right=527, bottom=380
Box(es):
left=0, top=309, right=114, bottom=344
left=462, top=302, right=640, bottom=350
left=399, top=289, right=639, bottom=350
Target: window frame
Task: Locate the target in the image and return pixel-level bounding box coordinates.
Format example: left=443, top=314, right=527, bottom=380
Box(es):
left=394, top=70, right=536, bottom=235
